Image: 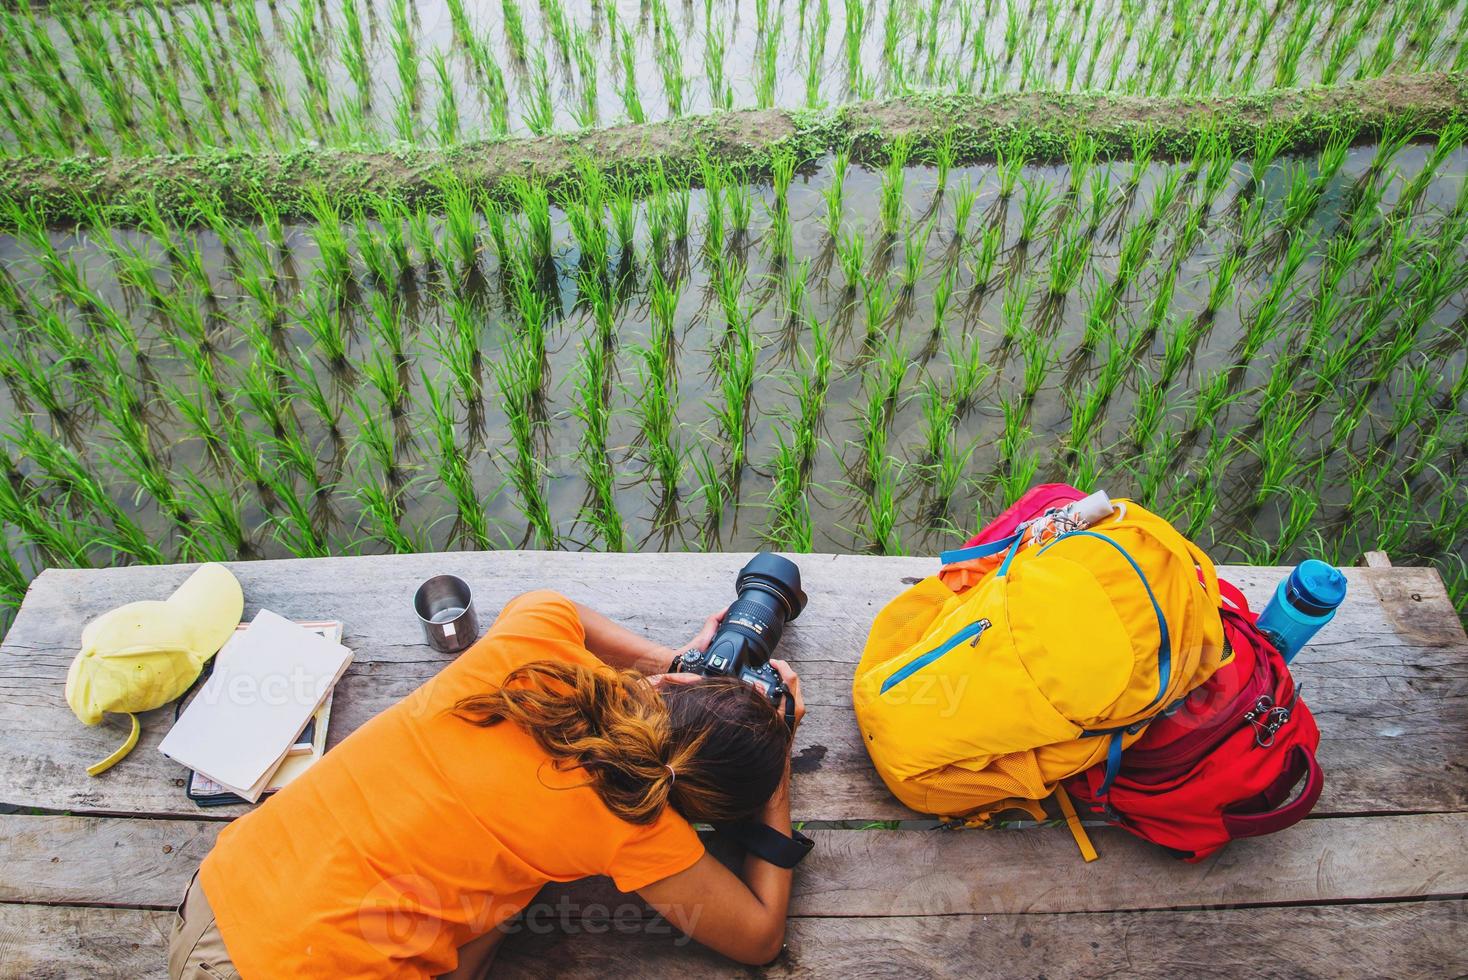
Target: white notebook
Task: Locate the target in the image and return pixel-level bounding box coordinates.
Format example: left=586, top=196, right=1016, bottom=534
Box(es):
left=160, top=609, right=353, bottom=802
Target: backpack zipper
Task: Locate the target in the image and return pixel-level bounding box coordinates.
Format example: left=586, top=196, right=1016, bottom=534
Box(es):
left=880, top=619, right=991, bottom=694
left=1120, top=624, right=1282, bottom=779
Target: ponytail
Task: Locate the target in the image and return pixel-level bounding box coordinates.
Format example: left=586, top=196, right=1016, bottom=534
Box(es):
left=454, top=660, right=788, bottom=826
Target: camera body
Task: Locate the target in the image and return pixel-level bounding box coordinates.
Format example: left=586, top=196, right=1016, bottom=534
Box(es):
left=670, top=553, right=807, bottom=720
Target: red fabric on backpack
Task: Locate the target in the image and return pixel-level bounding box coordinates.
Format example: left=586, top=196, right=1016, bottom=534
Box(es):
left=1064, top=577, right=1323, bottom=861
left=940, top=484, right=1086, bottom=592
left=961, top=484, right=1087, bottom=548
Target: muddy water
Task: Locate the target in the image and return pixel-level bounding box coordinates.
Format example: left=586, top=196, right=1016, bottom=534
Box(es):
left=8, top=0, right=1466, bottom=152
left=2, top=146, right=1465, bottom=584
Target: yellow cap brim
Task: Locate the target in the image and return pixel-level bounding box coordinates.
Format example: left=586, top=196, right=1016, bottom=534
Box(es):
left=163, top=563, right=245, bottom=658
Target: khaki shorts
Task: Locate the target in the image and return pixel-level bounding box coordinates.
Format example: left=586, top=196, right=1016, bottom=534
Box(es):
left=167, top=872, right=241, bottom=980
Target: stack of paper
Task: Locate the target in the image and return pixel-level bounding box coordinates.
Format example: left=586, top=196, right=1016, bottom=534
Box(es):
left=160, top=610, right=353, bottom=802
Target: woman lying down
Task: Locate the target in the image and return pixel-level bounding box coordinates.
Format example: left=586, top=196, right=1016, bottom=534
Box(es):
left=168, top=590, right=806, bottom=978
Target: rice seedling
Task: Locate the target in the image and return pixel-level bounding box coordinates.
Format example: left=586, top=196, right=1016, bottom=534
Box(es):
left=423, top=375, right=491, bottom=549
left=764, top=427, right=815, bottom=552
left=571, top=342, right=625, bottom=551
left=523, top=50, right=556, bottom=136
left=493, top=333, right=557, bottom=549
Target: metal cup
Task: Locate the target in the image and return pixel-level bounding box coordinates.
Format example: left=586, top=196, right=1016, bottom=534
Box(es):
left=414, top=574, right=479, bottom=654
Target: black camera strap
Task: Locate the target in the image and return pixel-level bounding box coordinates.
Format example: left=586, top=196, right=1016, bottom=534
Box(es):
left=714, top=820, right=814, bottom=869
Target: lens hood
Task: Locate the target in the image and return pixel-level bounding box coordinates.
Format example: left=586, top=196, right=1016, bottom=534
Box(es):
left=735, top=553, right=808, bottom=621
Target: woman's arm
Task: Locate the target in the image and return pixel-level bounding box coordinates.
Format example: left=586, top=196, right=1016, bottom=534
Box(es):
left=572, top=601, right=724, bottom=676
left=636, top=755, right=795, bottom=964
left=635, top=661, right=804, bottom=965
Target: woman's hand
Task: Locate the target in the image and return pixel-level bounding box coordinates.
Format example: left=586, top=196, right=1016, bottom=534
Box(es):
left=677, top=606, right=729, bottom=662
left=768, top=659, right=805, bottom=732
left=646, top=606, right=729, bottom=685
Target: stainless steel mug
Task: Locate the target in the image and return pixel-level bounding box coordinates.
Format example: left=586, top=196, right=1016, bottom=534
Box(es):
left=413, top=574, right=479, bottom=654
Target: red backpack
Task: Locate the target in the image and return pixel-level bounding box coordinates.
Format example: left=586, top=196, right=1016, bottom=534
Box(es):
left=1065, top=576, right=1323, bottom=861
left=951, top=484, right=1323, bottom=861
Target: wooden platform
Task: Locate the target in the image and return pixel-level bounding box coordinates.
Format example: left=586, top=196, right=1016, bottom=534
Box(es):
left=0, top=552, right=1464, bottom=977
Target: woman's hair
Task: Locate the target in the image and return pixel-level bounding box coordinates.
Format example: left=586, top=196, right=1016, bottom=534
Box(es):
left=453, top=661, right=790, bottom=825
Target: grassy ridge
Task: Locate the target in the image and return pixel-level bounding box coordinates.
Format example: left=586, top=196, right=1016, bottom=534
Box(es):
left=3, top=72, right=1466, bottom=225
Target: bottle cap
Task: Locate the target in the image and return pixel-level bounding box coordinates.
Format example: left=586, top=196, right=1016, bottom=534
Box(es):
left=1287, top=560, right=1347, bottom=616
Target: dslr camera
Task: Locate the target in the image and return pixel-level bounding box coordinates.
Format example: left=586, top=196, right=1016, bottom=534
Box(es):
left=671, top=553, right=807, bottom=723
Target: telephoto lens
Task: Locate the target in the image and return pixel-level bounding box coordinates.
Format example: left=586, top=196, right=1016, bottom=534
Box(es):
left=672, top=553, right=808, bottom=714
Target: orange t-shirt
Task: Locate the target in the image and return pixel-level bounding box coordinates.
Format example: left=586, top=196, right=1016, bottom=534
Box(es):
left=200, top=590, right=704, bottom=978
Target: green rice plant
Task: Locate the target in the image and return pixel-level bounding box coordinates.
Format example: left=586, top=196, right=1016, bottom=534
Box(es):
left=353, top=477, right=423, bottom=554
left=1018, top=326, right=1052, bottom=406
left=838, top=228, right=866, bottom=296
left=756, top=23, right=780, bottom=108
left=294, top=285, right=351, bottom=375
left=690, top=445, right=729, bottom=548
left=494, top=334, right=557, bottom=548
left=1001, top=275, right=1034, bottom=343
left=92, top=370, right=190, bottom=533
left=657, top=28, right=686, bottom=117
left=764, top=428, right=814, bottom=552
left=618, top=28, right=645, bottom=124
left=388, top=0, right=419, bottom=139
left=571, top=342, right=625, bottom=551
left=792, top=316, right=832, bottom=475
left=470, top=31, right=512, bottom=135
left=862, top=279, right=895, bottom=348
left=0, top=462, right=97, bottom=569
left=951, top=176, right=978, bottom=245
left=997, top=395, right=1039, bottom=506
left=783, top=258, right=811, bottom=333
left=704, top=18, right=733, bottom=110
left=303, top=188, right=353, bottom=293
left=508, top=176, right=555, bottom=266
left=995, top=134, right=1028, bottom=201
left=441, top=177, right=482, bottom=276
left=423, top=375, right=491, bottom=549
left=968, top=220, right=1004, bottom=301
left=879, top=138, right=912, bottom=237
left=430, top=50, right=461, bottom=145
left=523, top=50, right=555, bottom=135
left=7, top=416, right=162, bottom=564
left=712, top=316, right=757, bottom=477
left=632, top=339, right=683, bottom=504
left=571, top=28, right=600, bottom=129
left=501, top=0, right=528, bottom=62
left=899, top=217, right=931, bottom=296
left=946, top=327, right=991, bottom=415
left=610, top=180, right=639, bottom=257
left=339, top=0, right=371, bottom=112
left=1045, top=212, right=1091, bottom=302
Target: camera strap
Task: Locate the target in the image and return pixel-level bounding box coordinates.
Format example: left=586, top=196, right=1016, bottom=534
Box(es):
left=715, top=820, right=814, bottom=869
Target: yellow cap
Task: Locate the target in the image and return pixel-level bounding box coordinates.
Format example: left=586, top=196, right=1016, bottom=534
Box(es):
left=65, top=563, right=244, bottom=775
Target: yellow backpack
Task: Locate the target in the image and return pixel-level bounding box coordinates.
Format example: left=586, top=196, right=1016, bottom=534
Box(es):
left=853, top=493, right=1226, bottom=858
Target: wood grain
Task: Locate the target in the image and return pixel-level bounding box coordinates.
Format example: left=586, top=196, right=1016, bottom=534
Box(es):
left=1, top=554, right=1463, bottom=819
left=492, top=901, right=1468, bottom=979
left=3, top=900, right=1463, bottom=980
left=4, top=811, right=1463, bottom=914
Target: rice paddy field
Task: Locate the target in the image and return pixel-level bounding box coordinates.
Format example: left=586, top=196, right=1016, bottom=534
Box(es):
left=1, top=0, right=1466, bottom=631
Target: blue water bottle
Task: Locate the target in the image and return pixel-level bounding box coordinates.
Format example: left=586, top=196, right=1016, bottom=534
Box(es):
left=1255, top=560, right=1348, bottom=664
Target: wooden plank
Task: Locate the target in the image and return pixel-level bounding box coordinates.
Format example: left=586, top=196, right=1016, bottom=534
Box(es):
left=3, top=900, right=1463, bottom=980
left=1362, top=551, right=1393, bottom=568
left=5, top=812, right=1464, bottom=915
left=490, top=902, right=1468, bottom=979
left=0, top=905, right=174, bottom=980
left=1, top=554, right=1463, bottom=818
